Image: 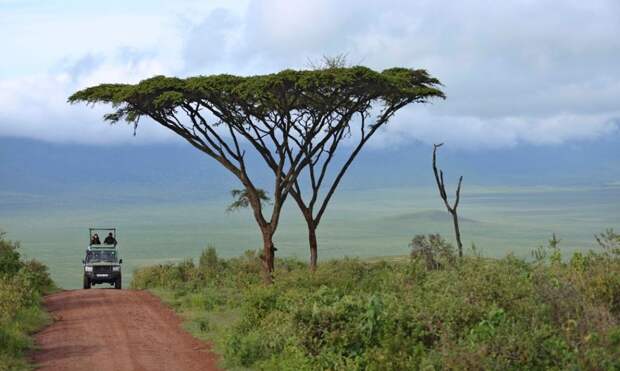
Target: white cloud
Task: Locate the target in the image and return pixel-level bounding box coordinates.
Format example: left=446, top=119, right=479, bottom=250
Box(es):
left=375, top=108, right=620, bottom=149
left=0, top=53, right=174, bottom=144
left=0, top=0, right=618, bottom=147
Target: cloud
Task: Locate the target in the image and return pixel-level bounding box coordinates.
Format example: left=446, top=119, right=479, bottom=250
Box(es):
left=182, top=8, right=245, bottom=74
left=374, top=108, right=620, bottom=149
left=0, top=52, right=174, bottom=144
left=0, top=0, right=618, bottom=148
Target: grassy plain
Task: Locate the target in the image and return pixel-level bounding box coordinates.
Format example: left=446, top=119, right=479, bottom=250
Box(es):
left=1, top=185, right=618, bottom=288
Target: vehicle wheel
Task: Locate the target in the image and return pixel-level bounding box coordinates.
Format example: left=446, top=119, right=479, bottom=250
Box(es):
left=83, top=275, right=91, bottom=289
left=114, top=277, right=122, bottom=290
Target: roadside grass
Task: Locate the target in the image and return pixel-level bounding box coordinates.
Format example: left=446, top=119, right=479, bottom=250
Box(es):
left=0, top=232, right=57, bottom=371
left=148, top=287, right=246, bottom=370
left=133, top=232, right=620, bottom=370
left=0, top=307, right=51, bottom=371
left=149, top=287, right=241, bottom=343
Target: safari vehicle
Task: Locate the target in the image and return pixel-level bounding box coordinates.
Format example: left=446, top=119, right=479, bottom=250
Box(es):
left=83, top=228, right=123, bottom=289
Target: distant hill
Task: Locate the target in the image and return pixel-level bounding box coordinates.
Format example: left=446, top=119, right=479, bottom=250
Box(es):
left=0, top=137, right=238, bottom=199
left=1, top=134, right=619, bottom=204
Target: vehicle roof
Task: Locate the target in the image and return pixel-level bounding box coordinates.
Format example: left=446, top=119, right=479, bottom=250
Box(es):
left=89, top=227, right=116, bottom=232
left=87, top=245, right=119, bottom=251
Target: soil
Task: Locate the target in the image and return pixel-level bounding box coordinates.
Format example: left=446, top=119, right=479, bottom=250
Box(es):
left=31, top=289, right=221, bottom=371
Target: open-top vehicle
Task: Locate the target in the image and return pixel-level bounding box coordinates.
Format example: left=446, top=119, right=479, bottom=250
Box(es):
left=83, top=228, right=123, bottom=289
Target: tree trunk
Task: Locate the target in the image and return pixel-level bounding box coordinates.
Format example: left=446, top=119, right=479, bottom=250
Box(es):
left=301, top=209, right=319, bottom=271
left=260, top=228, right=275, bottom=284
left=308, top=225, right=318, bottom=272
left=451, top=211, right=463, bottom=257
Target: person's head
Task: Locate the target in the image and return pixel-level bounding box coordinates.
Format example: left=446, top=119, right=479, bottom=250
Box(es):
left=108, top=232, right=113, bottom=237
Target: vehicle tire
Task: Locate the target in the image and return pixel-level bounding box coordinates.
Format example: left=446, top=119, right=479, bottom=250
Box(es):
left=114, top=277, right=122, bottom=290
left=83, top=275, right=91, bottom=289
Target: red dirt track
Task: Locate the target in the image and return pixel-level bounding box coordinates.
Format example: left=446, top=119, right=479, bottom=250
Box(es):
left=32, top=289, right=220, bottom=371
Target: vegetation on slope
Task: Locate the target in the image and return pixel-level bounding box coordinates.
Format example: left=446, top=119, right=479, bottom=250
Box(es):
left=0, top=232, right=56, bottom=370
left=132, top=232, right=620, bottom=370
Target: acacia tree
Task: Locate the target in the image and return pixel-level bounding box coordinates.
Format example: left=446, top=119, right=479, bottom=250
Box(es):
left=69, top=66, right=442, bottom=281
left=289, top=68, right=444, bottom=270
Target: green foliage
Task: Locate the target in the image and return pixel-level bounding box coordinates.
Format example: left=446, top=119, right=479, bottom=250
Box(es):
left=226, top=188, right=270, bottom=212
left=0, top=232, right=55, bottom=370
left=0, top=234, right=22, bottom=276
left=68, top=66, right=444, bottom=128
left=132, top=232, right=620, bottom=370
left=132, top=249, right=263, bottom=291
left=409, top=233, right=456, bottom=270
left=199, top=245, right=219, bottom=274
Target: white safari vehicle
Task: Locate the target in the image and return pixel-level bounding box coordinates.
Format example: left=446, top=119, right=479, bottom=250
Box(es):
left=82, top=228, right=123, bottom=289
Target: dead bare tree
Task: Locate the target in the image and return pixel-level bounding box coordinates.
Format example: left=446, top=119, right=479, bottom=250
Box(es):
left=432, top=143, right=463, bottom=257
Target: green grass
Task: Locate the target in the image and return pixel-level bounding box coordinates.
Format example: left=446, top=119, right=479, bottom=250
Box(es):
left=149, top=287, right=241, bottom=344
left=0, top=306, right=51, bottom=371
left=133, top=234, right=620, bottom=370
left=149, top=287, right=245, bottom=370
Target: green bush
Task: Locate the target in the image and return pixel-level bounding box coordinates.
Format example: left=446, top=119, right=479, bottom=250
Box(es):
left=0, top=233, right=22, bottom=277
left=409, top=233, right=456, bottom=270
left=0, top=232, right=55, bottom=370
left=199, top=246, right=219, bottom=275
left=132, top=232, right=620, bottom=370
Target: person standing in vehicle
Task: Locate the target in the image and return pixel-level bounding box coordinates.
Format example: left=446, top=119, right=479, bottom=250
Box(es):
left=90, top=233, right=101, bottom=245
left=104, top=232, right=117, bottom=245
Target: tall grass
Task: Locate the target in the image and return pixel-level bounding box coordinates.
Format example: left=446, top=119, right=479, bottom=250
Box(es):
left=0, top=232, right=56, bottom=370
left=133, top=232, right=620, bottom=370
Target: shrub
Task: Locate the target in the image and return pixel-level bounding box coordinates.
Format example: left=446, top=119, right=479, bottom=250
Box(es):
left=199, top=245, right=219, bottom=275
left=0, top=234, right=22, bottom=277
left=0, top=232, right=54, bottom=370
left=132, top=233, right=620, bottom=370
left=410, top=234, right=456, bottom=270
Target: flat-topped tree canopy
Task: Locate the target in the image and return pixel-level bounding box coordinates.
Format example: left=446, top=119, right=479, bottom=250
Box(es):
left=68, top=67, right=442, bottom=118
left=68, top=66, right=443, bottom=177
left=68, top=66, right=443, bottom=282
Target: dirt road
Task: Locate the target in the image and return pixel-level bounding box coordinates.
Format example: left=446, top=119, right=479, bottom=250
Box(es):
left=32, top=289, right=220, bottom=371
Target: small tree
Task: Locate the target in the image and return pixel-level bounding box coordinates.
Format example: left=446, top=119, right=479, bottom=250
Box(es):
left=432, top=143, right=464, bottom=257
left=410, top=234, right=456, bottom=270
left=69, top=66, right=443, bottom=282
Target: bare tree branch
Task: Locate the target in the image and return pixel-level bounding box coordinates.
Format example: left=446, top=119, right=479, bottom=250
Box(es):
left=432, top=143, right=464, bottom=257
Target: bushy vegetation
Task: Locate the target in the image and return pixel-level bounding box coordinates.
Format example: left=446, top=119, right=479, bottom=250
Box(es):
left=0, top=231, right=56, bottom=370
left=132, top=231, right=620, bottom=370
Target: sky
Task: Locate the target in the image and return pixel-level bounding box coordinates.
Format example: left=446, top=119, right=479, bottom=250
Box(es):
left=0, top=0, right=619, bottom=150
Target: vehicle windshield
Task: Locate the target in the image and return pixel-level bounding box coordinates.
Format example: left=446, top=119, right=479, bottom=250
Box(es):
left=85, top=250, right=117, bottom=263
